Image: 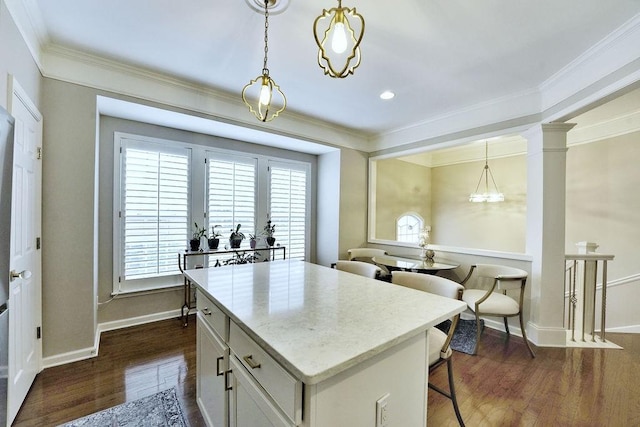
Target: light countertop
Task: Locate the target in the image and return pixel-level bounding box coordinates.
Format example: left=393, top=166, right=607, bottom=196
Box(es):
left=184, top=259, right=466, bottom=384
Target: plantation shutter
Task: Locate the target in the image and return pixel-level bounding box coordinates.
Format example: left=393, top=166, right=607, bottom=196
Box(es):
left=207, top=153, right=257, bottom=249
left=119, top=139, right=190, bottom=288
left=269, top=161, right=309, bottom=260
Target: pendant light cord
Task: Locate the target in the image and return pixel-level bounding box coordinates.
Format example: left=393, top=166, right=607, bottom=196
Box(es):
left=262, top=0, right=270, bottom=76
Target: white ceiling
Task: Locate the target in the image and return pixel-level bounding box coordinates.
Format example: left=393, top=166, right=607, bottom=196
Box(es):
left=22, top=0, right=640, bottom=140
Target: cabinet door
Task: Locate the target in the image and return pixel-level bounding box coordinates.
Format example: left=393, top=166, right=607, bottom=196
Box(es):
left=197, top=315, right=229, bottom=427
left=229, top=356, right=293, bottom=427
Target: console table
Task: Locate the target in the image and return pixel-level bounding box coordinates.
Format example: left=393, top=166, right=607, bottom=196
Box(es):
left=178, top=246, right=286, bottom=326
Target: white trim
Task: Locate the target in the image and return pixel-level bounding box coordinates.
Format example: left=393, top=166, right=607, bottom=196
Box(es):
left=605, top=324, right=640, bottom=334
left=8, top=2, right=640, bottom=154
left=42, top=45, right=368, bottom=151
left=42, top=309, right=182, bottom=368
left=42, top=343, right=98, bottom=369
left=3, top=0, right=48, bottom=70
left=563, top=272, right=640, bottom=297
left=98, top=309, right=182, bottom=334
left=525, top=322, right=568, bottom=348
left=367, top=238, right=534, bottom=263
left=7, top=75, right=42, bottom=122
left=605, top=272, right=640, bottom=289
left=540, top=13, right=640, bottom=113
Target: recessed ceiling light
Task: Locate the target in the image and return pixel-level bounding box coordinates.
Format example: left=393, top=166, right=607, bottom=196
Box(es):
left=380, top=91, right=395, bottom=100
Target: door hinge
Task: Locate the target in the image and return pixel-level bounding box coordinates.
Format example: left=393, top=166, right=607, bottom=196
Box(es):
left=36, top=326, right=41, bottom=339
left=36, top=237, right=41, bottom=250
left=37, top=147, right=42, bottom=160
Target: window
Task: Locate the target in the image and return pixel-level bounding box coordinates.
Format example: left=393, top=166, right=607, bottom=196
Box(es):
left=396, top=213, right=423, bottom=244
left=113, top=132, right=312, bottom=294
left=269, top=161, right=310, bottom=260
left=207, top=153, right=257, bottom=248
left=114, top=134, right=190, bottom=292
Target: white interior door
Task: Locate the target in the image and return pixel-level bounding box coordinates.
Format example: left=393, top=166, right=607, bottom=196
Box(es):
left=7, top=77, right=42, bottom=424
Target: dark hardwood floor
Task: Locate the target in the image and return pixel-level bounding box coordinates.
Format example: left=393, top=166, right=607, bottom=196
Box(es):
left=13, top=317, right=640, bottom=426
left=13, top=317, right=205, bottom=426
left=428, top=329, right=640, bottom=426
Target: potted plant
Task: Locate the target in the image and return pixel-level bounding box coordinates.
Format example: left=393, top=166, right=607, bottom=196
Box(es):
left=248, top=234, right=257, bottom=249
left=262, top=220, right=276, bottom=246
left=208, top=225, right=222, bottom=250
left=229, top=223, right=245, bottom=249
left=190, top=222, right=206, bottom=251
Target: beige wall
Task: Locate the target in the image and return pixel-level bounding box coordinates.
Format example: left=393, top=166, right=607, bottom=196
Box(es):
left=375, top=159, right=431, bottom=241
left=40, top=79, right=99, bottom=356
left=431, top=155, right=527, bottom=252
left=566, top=133, right=640, bottom=330
left=316, top=150, right=341, bottom=267
left=566, top=134, right=640, bottom=277
left=0, top=2, right=41, bottom=110
left=338, top=149, right=368, bottom=261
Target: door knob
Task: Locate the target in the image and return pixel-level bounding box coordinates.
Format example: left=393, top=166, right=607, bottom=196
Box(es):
left=9, top=270, right=32, bottom=282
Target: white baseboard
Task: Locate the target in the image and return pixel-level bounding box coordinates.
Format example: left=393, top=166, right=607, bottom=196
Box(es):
left=478, top=316, right=569, bottom=347
left=97, top=309, right=182, bottom=333
left=43, top=344, right=98, bottom=369
left=603, top=324, right=640, bottom=333
left=43, top=309, right=183, bottom=369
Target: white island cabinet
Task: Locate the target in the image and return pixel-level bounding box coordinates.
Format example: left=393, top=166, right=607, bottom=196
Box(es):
left=184, top=260, right=466, bottom=427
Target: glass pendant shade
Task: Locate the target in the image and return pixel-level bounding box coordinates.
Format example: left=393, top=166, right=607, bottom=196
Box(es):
left=469, top=142, right=505, bottom=203
left=313, top=0, right=365, bottom=78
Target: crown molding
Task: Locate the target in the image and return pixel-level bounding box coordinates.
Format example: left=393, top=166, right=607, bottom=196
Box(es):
left=372, top=14, right=640, bottom=154
left=4, top=0, right=49, bottom=70
left=40, top=44, right=371, bottom=152
left=540, top=13, right=640, bottom=115
left=369, top=88, right=542, bottom=152
left=7, top=1, right=640, bottom=155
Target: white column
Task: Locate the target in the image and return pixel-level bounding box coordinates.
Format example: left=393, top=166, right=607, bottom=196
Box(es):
left=524, top=122, right=576, bottom=346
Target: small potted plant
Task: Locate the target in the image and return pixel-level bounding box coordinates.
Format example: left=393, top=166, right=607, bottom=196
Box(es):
left=190, top=222, right=206, bottom=251
left=248, top=234, right=257, bottom=249
left=208, top=225, right=222, bottom=250
left=229, top=223, right=245, bottom=249
left=262, top=220, right=276, bottom=246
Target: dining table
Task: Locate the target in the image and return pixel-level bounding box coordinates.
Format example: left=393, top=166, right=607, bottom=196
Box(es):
left=373, top=254, right=459, bottom=275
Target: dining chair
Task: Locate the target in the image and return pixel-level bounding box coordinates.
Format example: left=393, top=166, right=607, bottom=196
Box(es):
left=391, top=271, right=466, bottom=427
left=347, top=248, right=390, bottom=280
left=461, top=264, right=536, bottom=358
left=334, top=260, right=382, bottom=279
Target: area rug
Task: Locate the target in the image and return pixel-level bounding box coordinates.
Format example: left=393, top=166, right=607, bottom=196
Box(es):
left=436, top=318, right=484, bottom=355
left=59, top=387, right=189, bottom=427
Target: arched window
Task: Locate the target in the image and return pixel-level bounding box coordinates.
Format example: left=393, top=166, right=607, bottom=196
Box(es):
left=396, top=213, right=424, bottom=244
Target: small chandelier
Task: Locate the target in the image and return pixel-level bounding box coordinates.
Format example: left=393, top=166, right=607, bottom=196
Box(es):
left=469, top=142, right=505, bottom=203
left=242, top=0, right=286, bottom=122
left=313, top=0, right=365, bottom=78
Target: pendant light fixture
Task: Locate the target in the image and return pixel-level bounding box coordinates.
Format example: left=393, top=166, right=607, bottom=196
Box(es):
left=313, top=0, right=365, bottom=78
left=469, top=141, right=505, bottom=203
left=242, top=0, right=286, bottom=122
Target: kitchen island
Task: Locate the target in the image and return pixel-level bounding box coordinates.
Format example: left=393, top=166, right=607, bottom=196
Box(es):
left=184, top=259, right=466, bottom=427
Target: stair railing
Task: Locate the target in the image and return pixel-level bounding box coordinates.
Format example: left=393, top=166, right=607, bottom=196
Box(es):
left=564, top=253, right=614, bottom=343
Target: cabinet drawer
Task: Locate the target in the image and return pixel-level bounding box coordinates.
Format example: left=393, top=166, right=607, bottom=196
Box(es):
left=196, top=290, right=228, bottom=341
left=229, top=321, right=302, bottom=424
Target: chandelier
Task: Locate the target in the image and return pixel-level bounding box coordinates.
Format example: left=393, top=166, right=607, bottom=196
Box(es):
left=242, top=0, right=286, bottom=122
left=313, top=0, right=365, bottom=78
left=469, top=142, right=505, bottom=203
